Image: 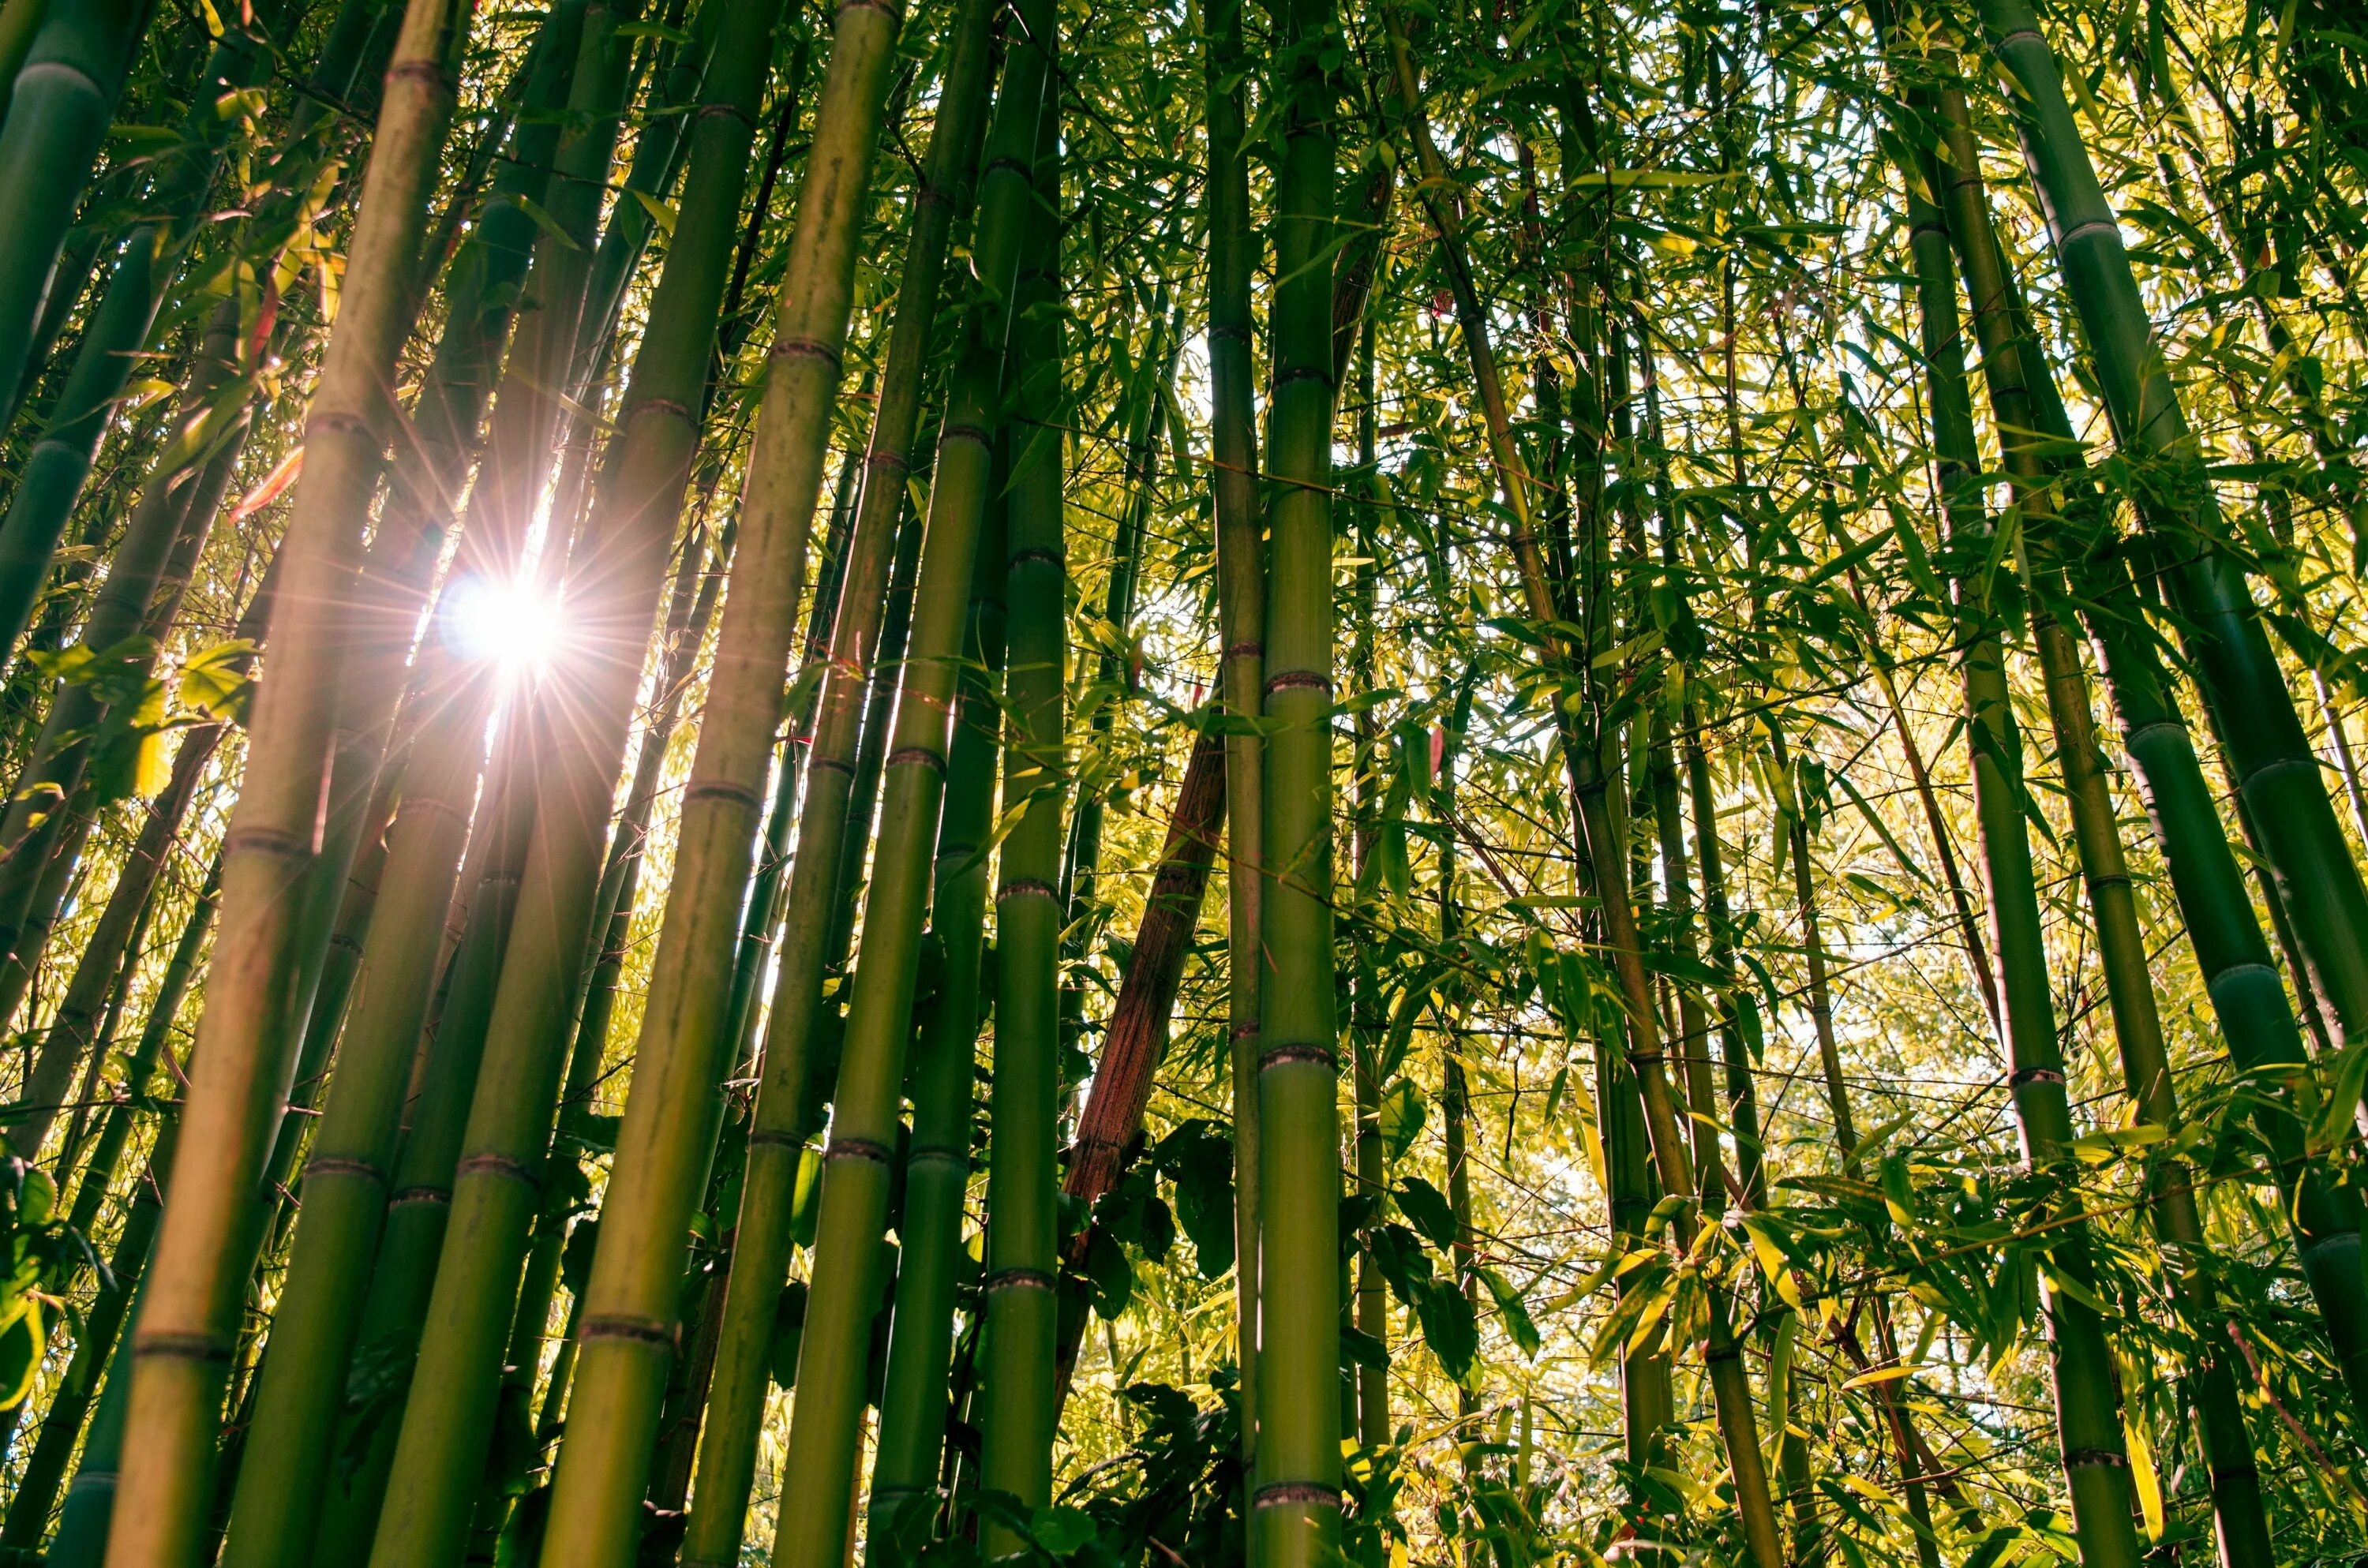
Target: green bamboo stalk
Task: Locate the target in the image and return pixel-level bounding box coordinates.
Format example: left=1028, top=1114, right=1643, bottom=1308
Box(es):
left=0, top=0, right=152, bottom=412
left=570, top=0, right=717, bottom=399
left=976, top=98, right=1066, bottom=1550
left=1905, top=88, right=2278, bottom=1562
left=1901, top=164, right=2145, bottom=1568
left=0, top=296, right=249, bottom=1021
left=4, top=713, right=222, bottom=1158
left=0, top=0, right=51, bottom=129
left=1, top=856, right=216, bottom=1552
left=222, top=17, right=639, bottom=1555
left=1251, top=0, right=1342, bottom=1561
left=1202, top=0, right=1262, bottom=1458
left=867, top=483, right=1007, bottom=1560
left=674, top=0, right=1002, bottom=1552
left=0, top=3, right=284, bottom=664
left=103, top=0, right=478, bottom=1539
left=358, top=6, right=782, bottom=1559
left=531, top=4, right=904, bottom=1558
left=1927, top=88, right=2368, bottom=1428
left=743, top=6, right=1052, bottom=1562
left=2035, top=612, right=2275, bottom=1567
left=1970, top=0, right=2368, bottom=1045
left=1349, top=316, right=1388, bottom=1456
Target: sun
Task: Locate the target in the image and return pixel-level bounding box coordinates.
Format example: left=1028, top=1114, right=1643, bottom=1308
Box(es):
left=438, top=571, right=566, bottom=682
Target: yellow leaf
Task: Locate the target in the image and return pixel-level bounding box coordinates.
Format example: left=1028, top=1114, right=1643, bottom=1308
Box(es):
left=1840, top=1363, right=1920, bottom=1390
left=2126, top=1420, right=2164, bottom=1542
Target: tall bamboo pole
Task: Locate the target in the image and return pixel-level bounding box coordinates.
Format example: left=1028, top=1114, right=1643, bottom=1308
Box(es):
left=360, top=6, right=785, bottom=1560
left=1250, top=0, right=1341, bottom=1562
left=0, top=0, right=152, bottom=412
left=1204, top=0, right=1263, bottom=1465
left=102, top=4, right=479, bottom=1559
left=533, top=2, right=905, bottom=1558
left=1969, top=0, right=2368, bottom=1046
left=975, top=95, right=1066, bottom=1550
left=1902, top=165, right=2145, bottom=1568
left=675, top=3, right=999, bottom=1555
left=752, top=4, right=1051, bottom=1561
left=867, top=477, right=1008, bottom=1556
left=1905, top=88, right=2277, bottom=1562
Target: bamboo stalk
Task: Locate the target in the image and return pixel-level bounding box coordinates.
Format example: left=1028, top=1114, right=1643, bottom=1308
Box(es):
left=0, top=0, right=152, bottom=412
left=1970, top=0, right=2368, bottom=1044
left=1901, top=160, right=2146, bottom=1568
left=976, top=97, right=1066, bottom=1549
left=1251, top=0, right=1343, bottom=1562
left=1202, top=0, right=1263, bottom=1469
left=532, top=1, right=905, bottom=1556
left=867, top=477, right=1008, bottom=1557
left=749, top=5, right=1052, bottom=1561
left=102, top=3, right=478, bottom=1549
left=358, top=4, right=784, bottom=1559
left=675, top=2, right=999, bottom=1555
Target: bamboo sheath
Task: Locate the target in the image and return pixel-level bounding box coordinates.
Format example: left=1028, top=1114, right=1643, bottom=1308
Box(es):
left=676, top=4, right=999, bottom=1558
left=533, top=2, right=905, bottom=1559
left=747, top=6, right=1052, bottom=1563
left=358, top=6, right=784, bottom=1561
left=102, top=4, right=480, bottom=1561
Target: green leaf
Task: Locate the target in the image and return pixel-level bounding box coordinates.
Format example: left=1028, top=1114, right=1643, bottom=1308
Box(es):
left=1377, top=1078, right=1426, bottom=1164
left=0, top=1302, right=39, bottom=1410
left=1412, top=1275, right=1478, bottom=1379
left=1393, top=1177, right=1457, bottom=1252
left=1478, top=1267, right=1540, bottom=1358
left=1086, top=1226, right=1134, bottom=1319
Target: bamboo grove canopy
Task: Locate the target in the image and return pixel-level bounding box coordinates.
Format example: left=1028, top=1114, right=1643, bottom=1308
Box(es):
left=0, top=0, right=2360, bottom=1564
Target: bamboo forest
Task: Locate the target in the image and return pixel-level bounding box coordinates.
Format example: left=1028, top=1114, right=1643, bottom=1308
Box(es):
left=0, top=0, right=2365, bottom=1563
